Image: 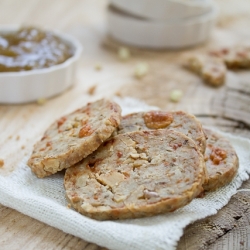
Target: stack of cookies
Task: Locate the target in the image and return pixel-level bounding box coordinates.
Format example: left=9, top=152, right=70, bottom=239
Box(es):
left=28, top=99, right=238, bottom=220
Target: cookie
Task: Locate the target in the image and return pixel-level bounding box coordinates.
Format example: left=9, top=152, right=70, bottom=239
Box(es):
left=28, top=99, right=122, bottom=178
left=203, top=128, right=239, bottom=191
left=210, top=46, right=250, bottom=69
left=116, top=110, right=207, bottom=155
left=185, top=54, right=226, bottom=86
left=64, top=130, right=206, bottom=220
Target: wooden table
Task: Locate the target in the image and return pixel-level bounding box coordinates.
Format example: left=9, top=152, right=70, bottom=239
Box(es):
left=0, top=0, right=250, bottom=249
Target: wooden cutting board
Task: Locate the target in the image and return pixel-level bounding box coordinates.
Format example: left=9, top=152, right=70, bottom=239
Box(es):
left=0, top=0, right=250, bottom=249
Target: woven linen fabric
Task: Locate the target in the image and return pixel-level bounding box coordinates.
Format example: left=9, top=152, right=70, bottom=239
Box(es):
left=0, top=97, right=250, bottom=250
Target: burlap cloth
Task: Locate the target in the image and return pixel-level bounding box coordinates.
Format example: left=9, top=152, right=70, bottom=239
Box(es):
left=0, top=97, right=249, bottom=250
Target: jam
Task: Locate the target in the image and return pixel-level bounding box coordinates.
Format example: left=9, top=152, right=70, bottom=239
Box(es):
left=0, top=27, right=73, bottom=72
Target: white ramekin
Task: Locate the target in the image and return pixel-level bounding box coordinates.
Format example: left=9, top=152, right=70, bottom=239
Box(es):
left=107, top=4, right=218, bottom=49
left=0, top=27, right=82, bottom=104
left=110, top=0, right=213, bottom=21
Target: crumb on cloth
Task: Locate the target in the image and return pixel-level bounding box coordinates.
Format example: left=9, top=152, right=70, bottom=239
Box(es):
left=88, top=85, right=97, bottom=95
left=94, top=63, right=102, bottom=71
left=0, top=159, right=4, bottom=168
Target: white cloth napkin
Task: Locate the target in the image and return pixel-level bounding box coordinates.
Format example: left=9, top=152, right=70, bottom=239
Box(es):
left=0, top=97, right=250, bottom=250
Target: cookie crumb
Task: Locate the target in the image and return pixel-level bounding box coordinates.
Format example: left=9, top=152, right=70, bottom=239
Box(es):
left=94, top=63, right=102, bottom=71
left=134, top=62, right=149, bottom=79
left=0, top=159, right=4, bottom=168
left=16, top=135, right=20, bottom=140
left=88, top=85, right=97, bottom=95
left=115, top=91, right=122, bottom=97
left=170, top=89, right=183, bottom=102
left=118, top=47, right=131, bottom=61
left=21, top=145, right=25, bottom=150
left=37, top=98, right=47, bottom=105
left=8, top=135, right=12, bottom=139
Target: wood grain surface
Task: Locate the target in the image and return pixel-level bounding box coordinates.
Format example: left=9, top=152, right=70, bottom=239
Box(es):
left=0, top=0, right=250, bottom=249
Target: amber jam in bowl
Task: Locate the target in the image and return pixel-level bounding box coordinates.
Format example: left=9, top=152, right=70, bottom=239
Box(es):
left=0, top=26, right=82, bottom=104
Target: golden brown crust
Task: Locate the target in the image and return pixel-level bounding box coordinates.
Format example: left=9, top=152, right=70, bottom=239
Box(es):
left=203, top=128, right=239, bottom=191
left=64, top=130, right=206, bottom=220
left=116, top=110, right=207, bottom=155
left=27, top=99, right=122, bottom=178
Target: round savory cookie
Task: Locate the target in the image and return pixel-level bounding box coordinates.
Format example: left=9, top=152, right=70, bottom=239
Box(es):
left=116, top=110, right=207, bottom=154
left=28, top=99, right=122, bottom=178
left=203, top=128, right=239, bottom=191
left=64, top=129, right=206, bottom=220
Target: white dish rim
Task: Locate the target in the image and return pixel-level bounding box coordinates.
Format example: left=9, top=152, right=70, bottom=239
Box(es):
left=108, top=4, right=219, bottom=25
left=110, top=0, right=214, bottom=21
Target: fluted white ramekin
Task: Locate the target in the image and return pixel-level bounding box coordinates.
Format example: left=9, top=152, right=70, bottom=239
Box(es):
left=0, top=27, right=82, bottom=104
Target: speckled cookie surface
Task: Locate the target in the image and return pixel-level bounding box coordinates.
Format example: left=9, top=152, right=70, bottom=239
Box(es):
left=28, top=99, right=122, bottom=178
left=203, top=128, right=239, bottom=191
left=116, top=110, right=206, bottom=154
left=64, top=130, right=206, bottom=220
